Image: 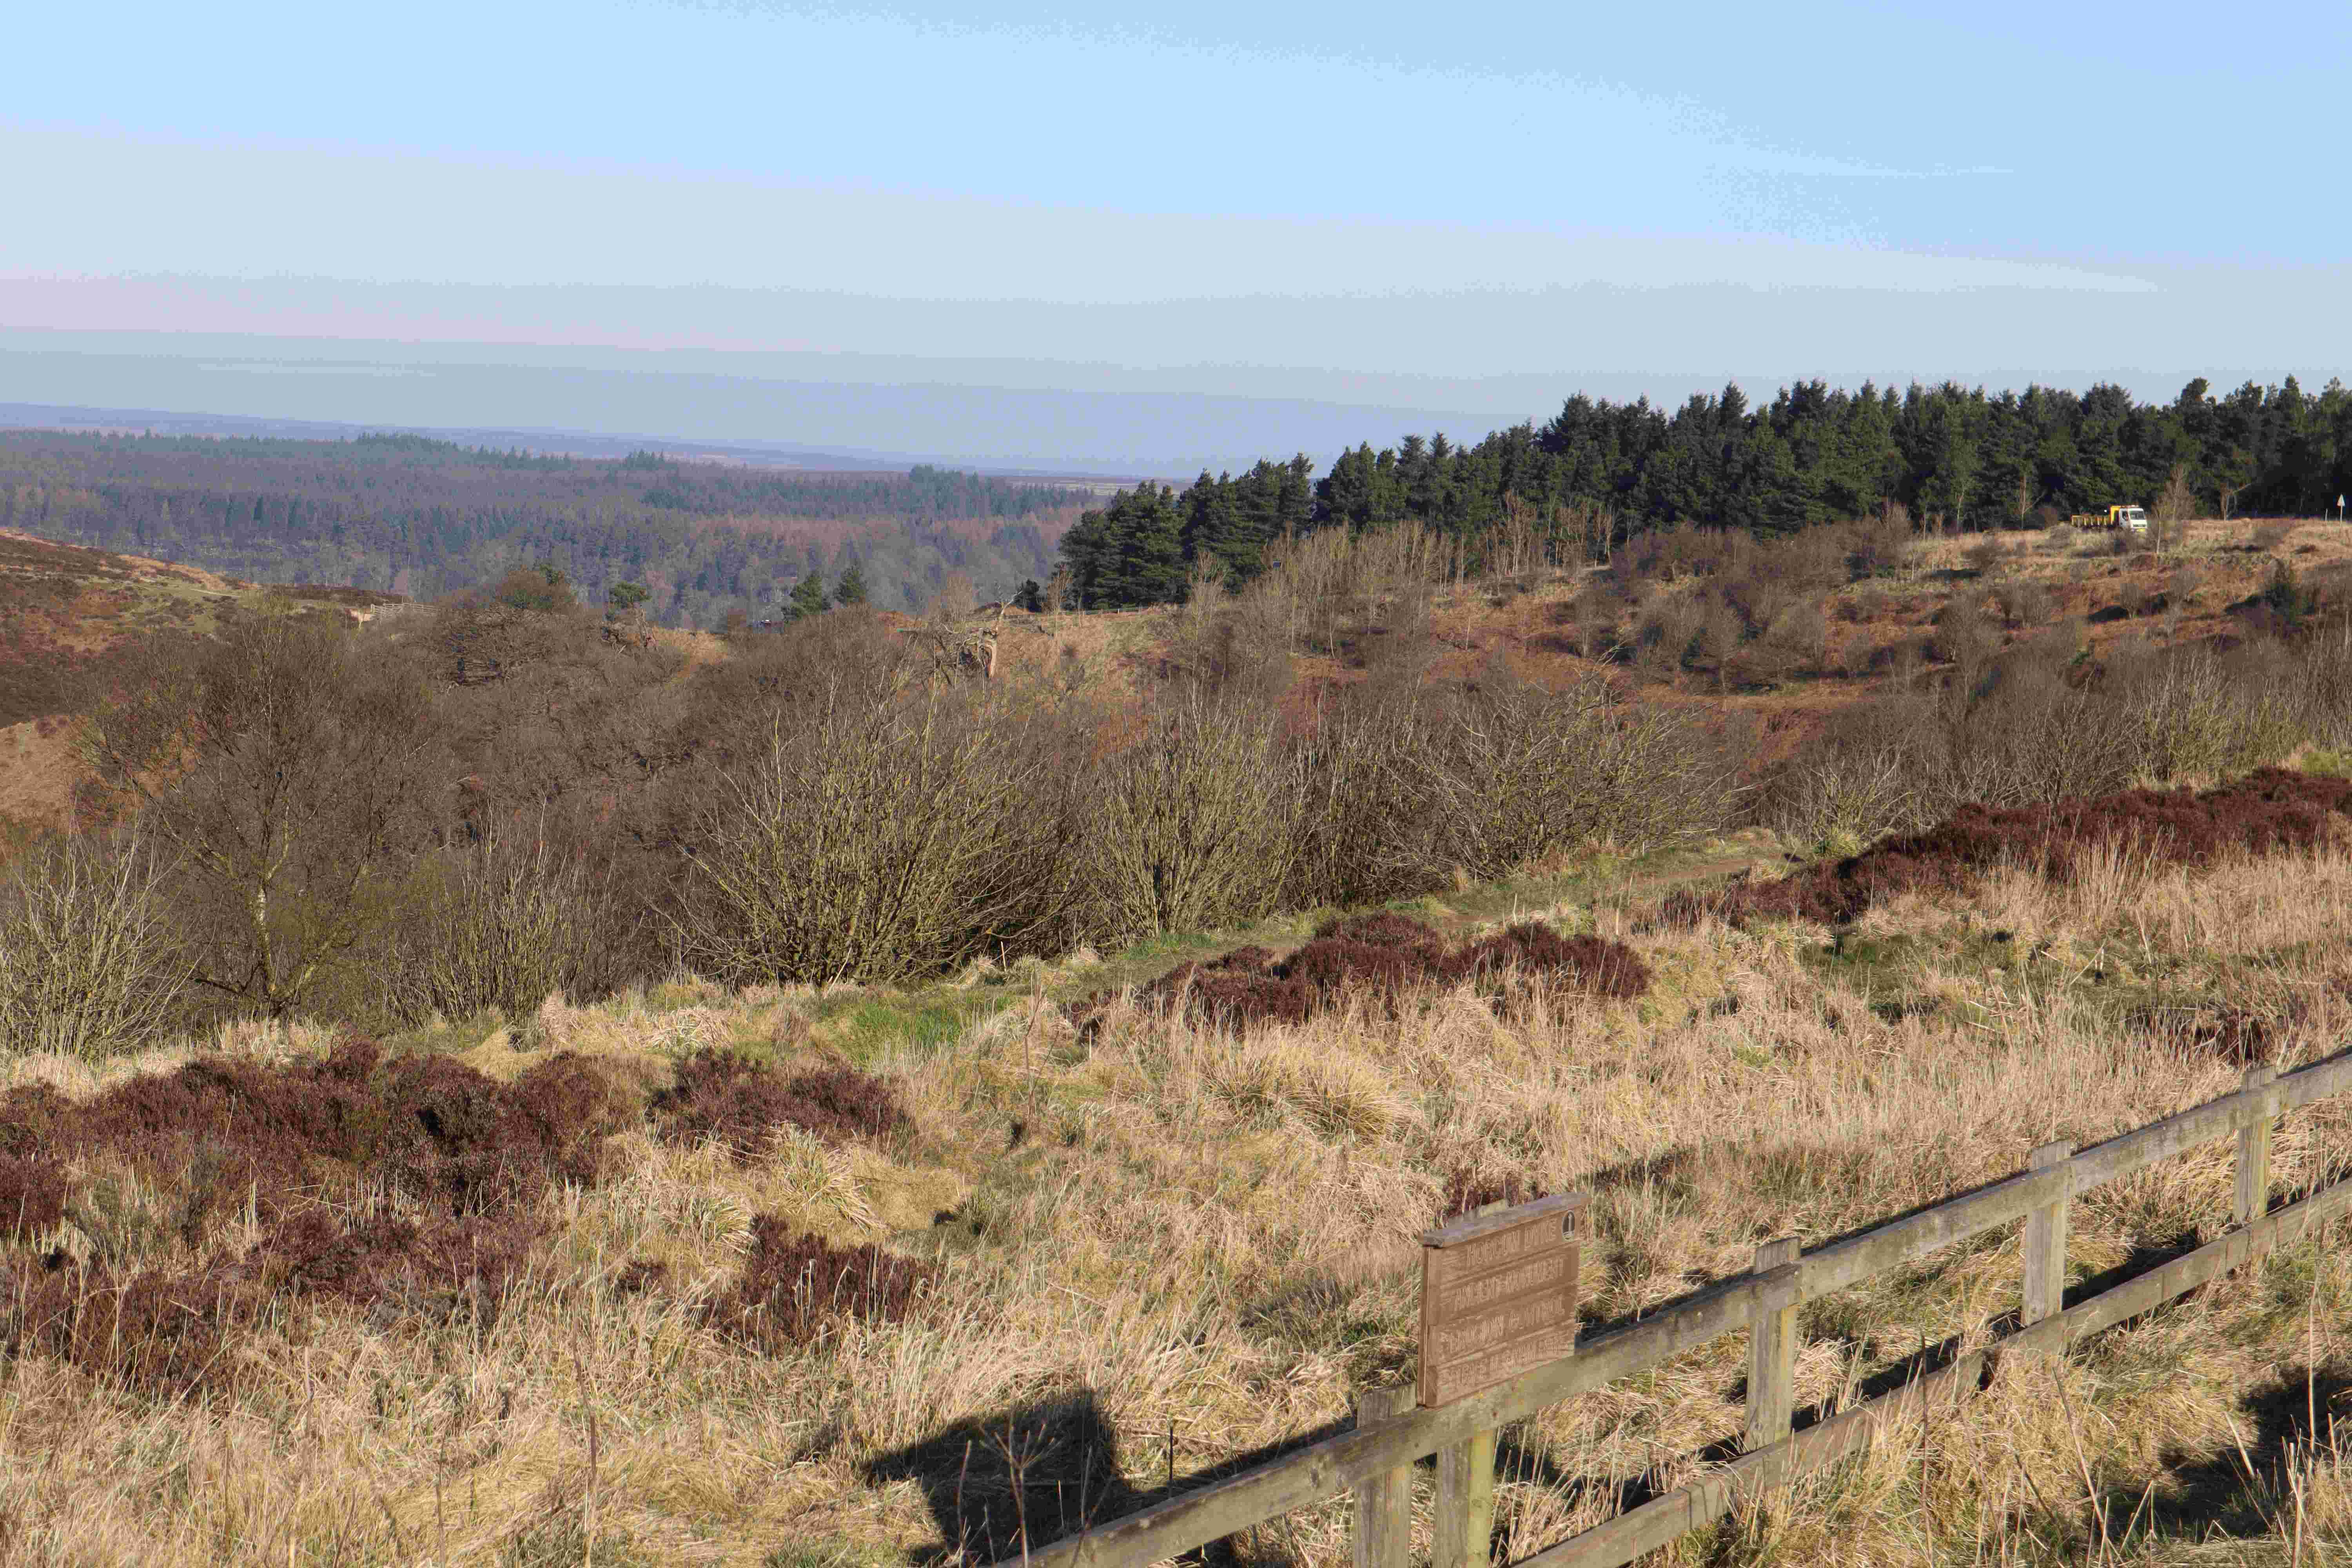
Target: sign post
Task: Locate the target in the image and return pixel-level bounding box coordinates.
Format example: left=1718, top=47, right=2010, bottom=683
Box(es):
left=1418, top=1193, right=1587, bottom=1568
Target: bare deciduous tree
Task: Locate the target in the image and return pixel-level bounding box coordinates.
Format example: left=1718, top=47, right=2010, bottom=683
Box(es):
left=82, top=612, right=444, bottom=1018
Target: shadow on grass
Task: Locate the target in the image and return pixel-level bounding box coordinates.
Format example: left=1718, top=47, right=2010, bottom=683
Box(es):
left=862, top=1387, right=1326, bottom=1565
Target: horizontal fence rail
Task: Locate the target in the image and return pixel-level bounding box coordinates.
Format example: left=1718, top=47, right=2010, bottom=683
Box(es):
left=989, top=1048, right=2352, bottom=1568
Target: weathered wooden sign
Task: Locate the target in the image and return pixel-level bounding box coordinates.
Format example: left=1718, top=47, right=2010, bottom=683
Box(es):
left=1419, top=1192, right=1586, bottom=1408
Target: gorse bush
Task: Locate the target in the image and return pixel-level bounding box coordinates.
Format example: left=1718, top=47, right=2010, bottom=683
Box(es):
left=0, top=831, right=187, bottom=1061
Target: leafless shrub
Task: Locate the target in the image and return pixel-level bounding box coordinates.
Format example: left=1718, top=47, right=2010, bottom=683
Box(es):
left=678, top=667, right=1068, bottom=985
left=1844, top=508, right=1913, bottom=578
left=1757, top=601, right=1829, bottom=674
left=1762, top=740, right=1922, bottom=857
left=1160, top=563, right=1297, bottom=709
left=1631, top=588, right=1709, bottom=673
left=1289, top=683, right=1450, bottom=907
left=1254, top=522, right=1452, bottom=657
left=80, top=612, right=445, bottom=1019
left=1076, top=694, right=1302, bottom=942
left=381, top=834, right=617, bottom=1028
left=1929, top=595, right=2004, bottom=669
left=0, top=830, right=189, bottom=1060
left=2297, top=622, right=2352, bottom=748
left=2114, top=646, right=2306, bottom=785
left=1418, top=668, right=1738, bottom=877
left=2151, top=464, right=2198, bottom=547
left=1997, top=578, right=2054, bottom=629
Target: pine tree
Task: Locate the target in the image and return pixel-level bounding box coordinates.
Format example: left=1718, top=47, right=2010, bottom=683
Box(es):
left=788, top=572, right=830, bottom=620
left=834, top=561, right=869, bottom=606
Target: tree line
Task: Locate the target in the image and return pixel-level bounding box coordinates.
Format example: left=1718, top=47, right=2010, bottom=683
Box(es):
left=1062, top=376, right=2352, bottom=610
left=0, top=431, right=1078, bottom=623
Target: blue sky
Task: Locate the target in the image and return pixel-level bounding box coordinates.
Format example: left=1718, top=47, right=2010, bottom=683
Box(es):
left=3, top=0, right=2347, bottom=468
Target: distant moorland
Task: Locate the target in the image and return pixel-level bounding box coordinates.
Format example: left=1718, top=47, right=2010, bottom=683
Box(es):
left=0, top=428, right=1084, bottom=623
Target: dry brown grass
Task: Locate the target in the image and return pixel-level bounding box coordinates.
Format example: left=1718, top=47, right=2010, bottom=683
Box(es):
left=7, top=838, right=2352, bottom=1562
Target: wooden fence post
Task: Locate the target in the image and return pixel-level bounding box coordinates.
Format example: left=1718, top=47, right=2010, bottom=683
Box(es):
left=1352, top=1385, right=1417, bottom=1568
left=2021, top=1140, right=2072, bottom=1330
left=1434, top=1425, right=1496, bottom=1568
left=2236, top=1063, right=2279, bottom=1254
left=1743, top=1236, right=1803, bottom=1455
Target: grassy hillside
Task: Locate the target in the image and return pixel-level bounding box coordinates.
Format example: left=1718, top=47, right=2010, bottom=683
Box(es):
left=5, top=804, right=2352, bottom=1563
left=9, top=515, right=2352, bottom=1561
left=0, top=527, right=408, bottom=845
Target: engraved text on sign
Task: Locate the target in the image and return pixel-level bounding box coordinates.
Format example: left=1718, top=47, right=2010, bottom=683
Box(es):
left=1419, top=1194, right=1585, bottom=1408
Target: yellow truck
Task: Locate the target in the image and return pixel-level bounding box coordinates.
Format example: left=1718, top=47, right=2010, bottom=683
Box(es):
left=2068, top=503, right=2149, bottom=531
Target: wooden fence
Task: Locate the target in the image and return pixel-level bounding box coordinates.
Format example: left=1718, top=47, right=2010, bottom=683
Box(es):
left=991, top=1050, right=2352, bottom=1568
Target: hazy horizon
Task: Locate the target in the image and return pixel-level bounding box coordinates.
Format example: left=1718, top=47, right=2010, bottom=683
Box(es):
left=5, top=325, right=2336, bottom=479
left=6, top=0, right=2344, bottom=474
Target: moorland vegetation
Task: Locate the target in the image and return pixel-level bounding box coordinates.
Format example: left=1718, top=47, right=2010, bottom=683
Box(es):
left=8, top=500, right=2352, bottom=1561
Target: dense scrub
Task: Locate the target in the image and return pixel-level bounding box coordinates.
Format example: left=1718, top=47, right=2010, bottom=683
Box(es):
left=43, top=599, right=1724, bottom=1037
left=1758, top=626, right=2347, bottom=853
left=28, top=500, right=2352, bottom=1060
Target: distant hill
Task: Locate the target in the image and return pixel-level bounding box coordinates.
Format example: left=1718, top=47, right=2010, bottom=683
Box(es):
left=0, top=526, right=414, bottom=837
left=0, top=427, right=1090, bottom=624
